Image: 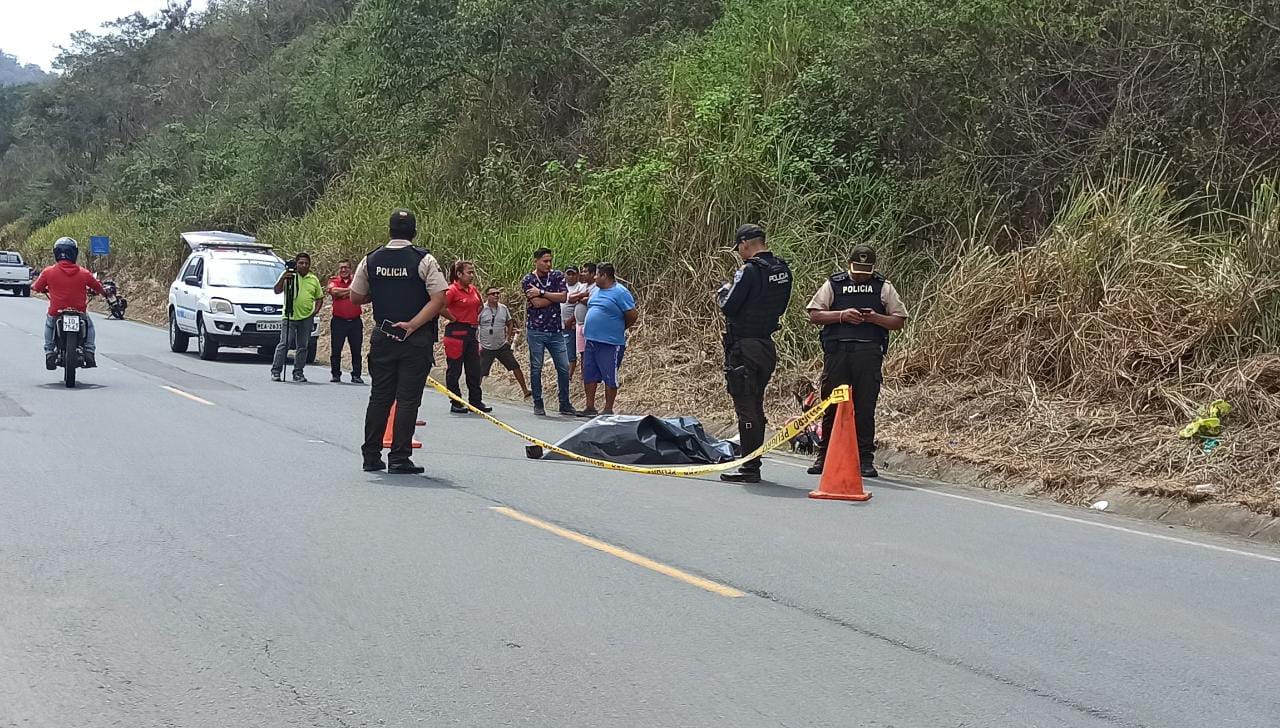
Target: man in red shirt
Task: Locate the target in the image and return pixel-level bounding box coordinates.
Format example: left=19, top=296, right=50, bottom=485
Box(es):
left=326, top=259, right=365, bottom=383
left=32, top=237, right=105, bottom=370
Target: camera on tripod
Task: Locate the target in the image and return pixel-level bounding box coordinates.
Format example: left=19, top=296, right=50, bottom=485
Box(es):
left=285, top=259, right=297, bottom=271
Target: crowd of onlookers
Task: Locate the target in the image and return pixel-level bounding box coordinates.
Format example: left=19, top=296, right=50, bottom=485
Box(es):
left=282, top=245, right=637, bottom=417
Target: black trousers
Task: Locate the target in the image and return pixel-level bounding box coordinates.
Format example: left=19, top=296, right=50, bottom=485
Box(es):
left=818, top=342, right=883, bottom=464
left=362, top=332, right=434, bottom=464
left=331, top=317, right=363, bottom=378
left=444, top=324, right=484, bottom=406
left=724, top=336, right=778, bottom=472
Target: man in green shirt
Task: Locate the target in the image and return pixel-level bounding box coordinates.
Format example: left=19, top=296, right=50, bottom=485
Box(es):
left=271, top=252, right=325, bottom=382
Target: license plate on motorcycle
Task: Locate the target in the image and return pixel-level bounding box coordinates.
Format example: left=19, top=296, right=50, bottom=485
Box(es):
left=258, top=321, right=282, bottom=332
left=62, top=316, right=80, bottom=332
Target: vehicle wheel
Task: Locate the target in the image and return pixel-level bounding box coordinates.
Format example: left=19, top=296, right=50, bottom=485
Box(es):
left=169, top=309, right=190, bottom=353
left=307, top=337, right=318, bottom=364
left=257, top=345, right=275, bottom=360
left=21, top=286, right=31, bottom=297
left=64, top=331, right=78, bottom=388
left=197, top=316, right=219, bottom=361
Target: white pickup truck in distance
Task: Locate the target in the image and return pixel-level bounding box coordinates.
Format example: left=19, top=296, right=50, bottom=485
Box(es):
left=0, top=251, right=35, bottom=297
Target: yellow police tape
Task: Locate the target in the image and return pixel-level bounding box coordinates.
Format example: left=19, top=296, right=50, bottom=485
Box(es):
left=424, top=377, right=849, bottom=477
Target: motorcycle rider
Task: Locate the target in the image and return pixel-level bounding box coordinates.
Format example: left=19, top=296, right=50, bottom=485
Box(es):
left=32, top=237, right=105, bottom=370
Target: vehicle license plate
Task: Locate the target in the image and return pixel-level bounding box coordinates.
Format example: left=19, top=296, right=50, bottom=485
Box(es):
left=258, top=320, right=282, bottom=332
left=62, top=315, right=80, bottom=332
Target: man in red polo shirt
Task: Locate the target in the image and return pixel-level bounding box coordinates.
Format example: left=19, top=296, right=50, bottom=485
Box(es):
left=32, top=237, right=105, bottom=370
left=327, top=259, right=365, bottom=383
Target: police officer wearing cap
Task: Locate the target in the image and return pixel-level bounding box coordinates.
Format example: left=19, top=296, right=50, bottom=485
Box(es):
left=805, top=244, right=909, bottom=478
left=716, top=223, right=792, bottom=483
left=348, top=208, right=449, bottom=474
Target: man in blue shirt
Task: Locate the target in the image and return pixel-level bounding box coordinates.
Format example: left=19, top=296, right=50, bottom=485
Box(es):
left=580, top=262, right=637, bottom=417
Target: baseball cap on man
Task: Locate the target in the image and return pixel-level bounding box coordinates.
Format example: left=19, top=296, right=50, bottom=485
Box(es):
left=733, top=223, right=766, bottom=249
left=389, top=208, right=417, bottom=239
left=848, top=244, right=877, bottom=272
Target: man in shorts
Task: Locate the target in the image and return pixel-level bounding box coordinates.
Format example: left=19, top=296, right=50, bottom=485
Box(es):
left=478, top=286, right=532, bottom=398
left=579, top=262, right=637, bottom=417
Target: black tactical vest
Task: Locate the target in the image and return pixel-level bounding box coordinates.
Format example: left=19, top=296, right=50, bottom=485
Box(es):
left=366, top=245, right=438, bottom=343
left=820, top=271, right=888, bottom=347
left=726, top=252, right=792, bottom=339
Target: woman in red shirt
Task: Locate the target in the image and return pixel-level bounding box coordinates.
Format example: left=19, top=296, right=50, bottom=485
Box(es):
left=442, top=260, right=491, bottom=413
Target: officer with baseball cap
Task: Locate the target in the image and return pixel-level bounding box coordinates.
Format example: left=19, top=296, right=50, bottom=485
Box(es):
left=804, top=244, right=909, bottom=477
left=716, top=223, right=793, bottom=483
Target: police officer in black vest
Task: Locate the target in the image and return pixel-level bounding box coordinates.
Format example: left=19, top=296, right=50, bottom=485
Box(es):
left=717, top=224, right=793, bottom=483
left=804, top=244, right=909, bottom=477
left=348, top=209, right=449, bottom=474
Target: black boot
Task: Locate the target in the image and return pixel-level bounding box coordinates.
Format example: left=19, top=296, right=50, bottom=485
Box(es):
left=388, top=460, right=425, bottom=475
left=720, top=469, right=761, bottom=484
left=45, top=352, right=57, bottom=370
left=860, top=461, right=879, bottom=478
left=806, top=457, right=824, bottom=475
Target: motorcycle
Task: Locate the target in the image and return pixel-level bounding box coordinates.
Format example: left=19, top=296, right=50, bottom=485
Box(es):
left=53, top=308, right=90, bottom=388
left=94, top=273, right=128, bottom=320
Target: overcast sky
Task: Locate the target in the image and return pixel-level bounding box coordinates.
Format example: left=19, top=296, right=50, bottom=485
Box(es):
left=1, top=0, right=210, bottom=71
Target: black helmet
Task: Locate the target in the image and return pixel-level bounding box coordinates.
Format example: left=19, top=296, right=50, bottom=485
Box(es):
left=53, top=237, right=80, bottom=263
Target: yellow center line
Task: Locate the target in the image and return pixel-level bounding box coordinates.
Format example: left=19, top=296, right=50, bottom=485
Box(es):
left=491, top=506, right=745, bottom=598
left=161, top=385, right=215, bottom=406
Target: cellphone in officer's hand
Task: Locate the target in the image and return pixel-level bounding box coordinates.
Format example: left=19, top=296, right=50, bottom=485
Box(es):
left=379, top=319, right=406, bottom=341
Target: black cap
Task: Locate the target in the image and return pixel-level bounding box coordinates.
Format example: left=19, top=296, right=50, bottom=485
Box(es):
left=389, top=208, right=416, bottom=240
left=848, top=244, right=877, bottom=268
left=734, top=223, right=765, bottom=248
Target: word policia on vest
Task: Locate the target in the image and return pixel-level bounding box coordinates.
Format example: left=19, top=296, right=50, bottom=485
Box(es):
left=375, top=266, right=412, bottom=277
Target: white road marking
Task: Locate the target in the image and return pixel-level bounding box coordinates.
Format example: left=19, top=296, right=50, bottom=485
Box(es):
left=160, top=385, right=215, bottom=406
left=771, top=458, right=1280, bottom=564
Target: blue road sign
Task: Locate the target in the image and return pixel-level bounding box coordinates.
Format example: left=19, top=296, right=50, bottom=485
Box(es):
left=89, top=236, right=110, bottom=256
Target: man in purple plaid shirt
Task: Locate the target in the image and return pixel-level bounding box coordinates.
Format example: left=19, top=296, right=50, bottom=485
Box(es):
left=521, top=247, right=574, bottom=416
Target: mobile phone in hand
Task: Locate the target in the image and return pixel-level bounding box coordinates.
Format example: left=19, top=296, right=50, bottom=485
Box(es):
left=379, top=319, right=406, bottom=341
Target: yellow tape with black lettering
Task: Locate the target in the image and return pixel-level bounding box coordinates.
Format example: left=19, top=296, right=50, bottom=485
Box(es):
left=425, top=377, right=847, bottom=477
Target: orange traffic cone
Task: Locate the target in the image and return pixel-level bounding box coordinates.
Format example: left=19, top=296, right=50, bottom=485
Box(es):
left=382, top=402, right=423, bottom=449
left=808, top=399, right=871, bottom=502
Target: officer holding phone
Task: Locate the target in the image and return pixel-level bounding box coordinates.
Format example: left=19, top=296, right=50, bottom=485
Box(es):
left=348, top=208, right=449, bottom=474
left=804, top=244, right=909, bottom=478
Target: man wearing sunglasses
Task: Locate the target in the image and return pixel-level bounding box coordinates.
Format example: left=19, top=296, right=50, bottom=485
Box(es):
left=804, top=244, right=909, bottom=478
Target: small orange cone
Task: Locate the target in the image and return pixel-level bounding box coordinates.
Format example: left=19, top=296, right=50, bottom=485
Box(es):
left=808, top=399, right=871, bottom=502
left=382, top=402, right=423, bottom=449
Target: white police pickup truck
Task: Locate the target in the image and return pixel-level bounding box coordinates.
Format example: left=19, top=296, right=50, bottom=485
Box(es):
left=167, top=232, right=318, bottom=361
left=0, top=250, right=34, bottom=297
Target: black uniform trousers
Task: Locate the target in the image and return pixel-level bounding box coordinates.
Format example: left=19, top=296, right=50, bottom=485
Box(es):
left=445, top=323, right=484, bottom=406
left=818, top=341, right=883, bottom=464
left=362, top=331, right=433, bottom=465
left=724, top=336, right=778, bottom=473
left=330, top=316, right=363, bottom=378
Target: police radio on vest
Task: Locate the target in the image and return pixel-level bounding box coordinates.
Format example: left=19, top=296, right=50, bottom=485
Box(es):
left=375, top=266, right=411, bottom=277
left=842, top=283, right=875, bottom=294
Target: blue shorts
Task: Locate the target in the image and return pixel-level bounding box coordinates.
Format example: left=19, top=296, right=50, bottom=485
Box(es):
left=583, top=340, right=622, bottom=388
left=563, top=329, right=577, bottom=361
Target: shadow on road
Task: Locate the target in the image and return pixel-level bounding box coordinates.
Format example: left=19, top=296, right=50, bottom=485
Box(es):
left=36, top=382, right=107, bottom=390
left=370, top=474, right=460, bottom=490
left=741, top=481, right=811, bottom=499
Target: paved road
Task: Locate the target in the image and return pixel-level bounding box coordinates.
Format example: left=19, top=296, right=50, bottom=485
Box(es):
left=1, top=293, right=1278, bottom=728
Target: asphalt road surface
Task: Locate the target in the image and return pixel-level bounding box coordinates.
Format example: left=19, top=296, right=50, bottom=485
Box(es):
left=2, top=294, right=1278, bottom=728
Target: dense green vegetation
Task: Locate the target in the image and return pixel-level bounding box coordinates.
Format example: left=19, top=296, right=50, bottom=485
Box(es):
left=3, top=0, right=1278, bottom=507
left=0, top=52, right=52, bottom=87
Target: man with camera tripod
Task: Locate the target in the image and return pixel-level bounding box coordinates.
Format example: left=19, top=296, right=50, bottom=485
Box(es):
left=271, top=252, right=325, bottom=383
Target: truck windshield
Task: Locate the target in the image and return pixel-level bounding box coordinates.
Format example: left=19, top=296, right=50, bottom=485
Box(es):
left=207, top=259, right=284, bottom=289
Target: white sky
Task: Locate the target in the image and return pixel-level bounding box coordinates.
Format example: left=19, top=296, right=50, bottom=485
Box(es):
left=0, top=0, right=210, bottom=70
